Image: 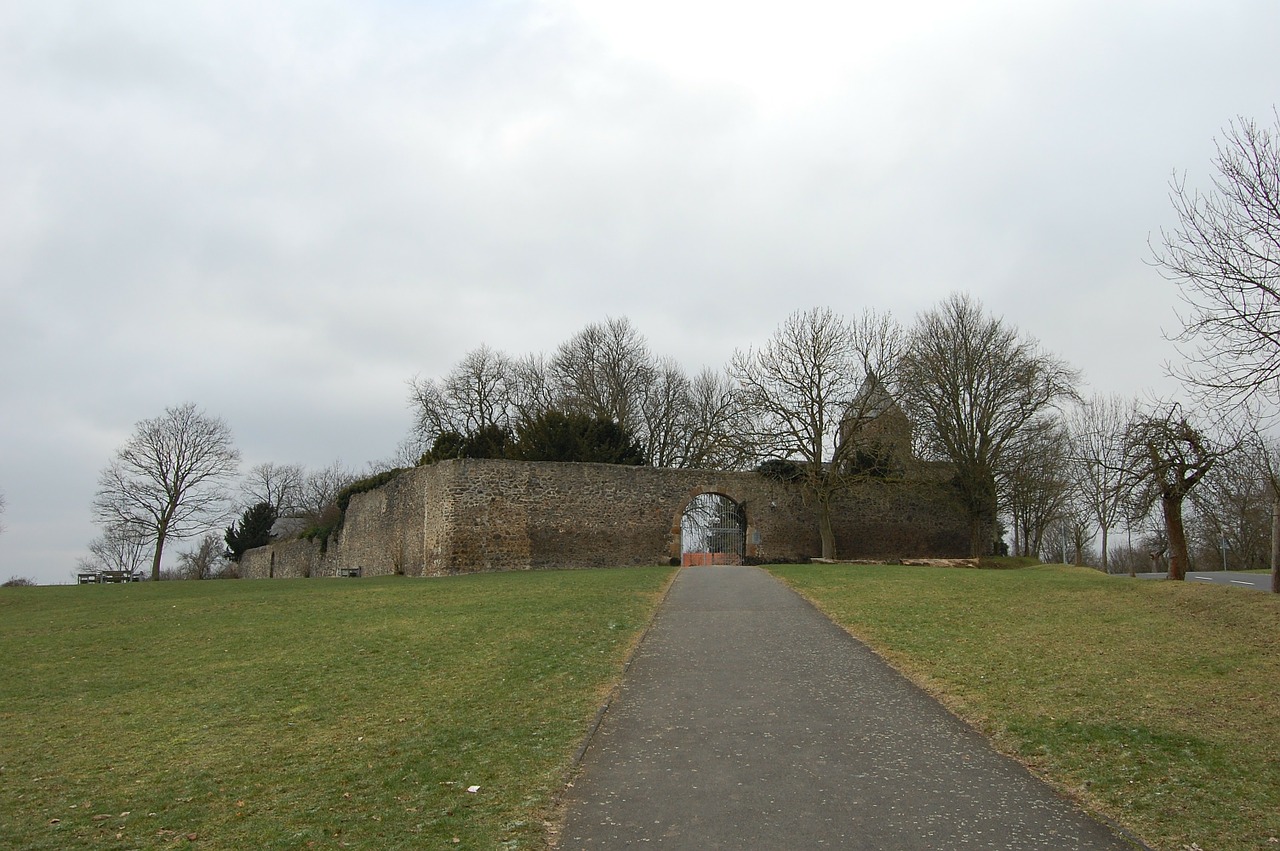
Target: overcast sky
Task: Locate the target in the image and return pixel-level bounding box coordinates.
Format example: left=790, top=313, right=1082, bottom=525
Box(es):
left=3, top=1, right=1278, bottom=584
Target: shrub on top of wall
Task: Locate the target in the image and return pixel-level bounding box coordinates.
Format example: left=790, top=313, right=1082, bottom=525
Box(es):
left=755, top=459, right=805, bottom=482
left=301, top=468, right=406, bottom=552
left=335, top=469, right=405, bottom=513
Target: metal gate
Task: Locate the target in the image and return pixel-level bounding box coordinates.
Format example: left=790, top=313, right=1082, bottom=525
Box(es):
left=681, top=493, right=746, bottom=566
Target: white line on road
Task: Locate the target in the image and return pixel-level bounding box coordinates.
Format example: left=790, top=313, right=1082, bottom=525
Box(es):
left=1230, top=580, right=1255, bottom=586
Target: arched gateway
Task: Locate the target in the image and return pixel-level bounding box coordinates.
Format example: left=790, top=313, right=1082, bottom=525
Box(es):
left=678, top=492, right=748, bottom=566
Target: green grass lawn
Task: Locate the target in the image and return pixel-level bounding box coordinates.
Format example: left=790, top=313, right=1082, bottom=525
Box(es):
left=770, top=563, right=1280, bottom=851
left=0, top=569, right=673, bottom=850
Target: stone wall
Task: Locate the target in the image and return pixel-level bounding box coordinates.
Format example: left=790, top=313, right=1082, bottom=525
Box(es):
left=240, top=459, right=970, bottom=578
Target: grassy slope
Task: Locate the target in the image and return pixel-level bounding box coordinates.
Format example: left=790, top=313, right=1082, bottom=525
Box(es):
left=0, top=569, right=673, bottom=850
left=771, top=563, right=1280, bottom=851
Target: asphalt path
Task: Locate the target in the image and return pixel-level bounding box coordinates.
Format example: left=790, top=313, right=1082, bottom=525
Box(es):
left=1134, top=570, right=1272, bottom=590
left=557, top=566, right=1143, bottom=850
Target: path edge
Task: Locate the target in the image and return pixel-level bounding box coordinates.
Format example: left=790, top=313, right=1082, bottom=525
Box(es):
left=544, top=565, right=682, bottom=845
left=769, top=567, right=1157, bottom=851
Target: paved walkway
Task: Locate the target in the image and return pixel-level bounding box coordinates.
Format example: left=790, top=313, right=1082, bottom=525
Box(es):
left=557, top=566, right=1142, bottom=850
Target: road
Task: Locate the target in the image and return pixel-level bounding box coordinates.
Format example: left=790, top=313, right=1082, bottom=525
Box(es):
left=1134, top=570, right=1272, bottom=590
left=559, top=566, right=1142, bottom=849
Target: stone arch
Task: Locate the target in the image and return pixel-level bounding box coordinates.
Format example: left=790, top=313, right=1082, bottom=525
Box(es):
left=672, top=488, right=753, bottom=566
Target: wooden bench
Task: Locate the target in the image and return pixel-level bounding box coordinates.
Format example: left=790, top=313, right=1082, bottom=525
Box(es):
left=77, top=572, right=100, bottom=584
left=337, top=567, right=362, bottom=578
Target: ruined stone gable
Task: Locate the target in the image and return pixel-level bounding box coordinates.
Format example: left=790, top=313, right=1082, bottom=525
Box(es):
left=240, top=458, right=970, bottom=578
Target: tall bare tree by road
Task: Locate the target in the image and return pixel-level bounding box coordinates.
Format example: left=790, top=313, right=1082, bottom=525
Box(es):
left=93, top=403, right=240, bottom=581
left=1155, top=112, right=1280, bottom=405
left=897, top=293, right=1078, bottom=556
left=1187, top=438, right=1274, bottom=571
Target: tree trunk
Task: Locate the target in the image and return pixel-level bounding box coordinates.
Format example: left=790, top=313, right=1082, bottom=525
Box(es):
left=150, top=537, right=165, bottom=582
left=969, top=517, right=987, bottom=559
left=1127, top=526, right=1136, bottom=578
left=818, top=497, right=836, bottom=560
left=1271, top=495, right=1279, bottom=594
left=1162, top=494, right=1189, bottom=581
left=1101, top=526, right=1109, bottom=574
left=151, top=516, right=171, bottom=582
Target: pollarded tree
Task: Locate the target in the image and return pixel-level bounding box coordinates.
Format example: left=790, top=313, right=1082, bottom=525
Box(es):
left=896, top=293, right=1079, bottom=556
left=1122, top=403, right=1230, bottom=580
left=93, top=403, right=240, bottom=581
left=732, top=307, right=904, bottom=560
left=1155, top=112, right=1280, bottom=404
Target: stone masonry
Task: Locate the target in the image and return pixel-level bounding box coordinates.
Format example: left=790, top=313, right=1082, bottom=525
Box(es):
left=240, top=458, right=970, bottom=578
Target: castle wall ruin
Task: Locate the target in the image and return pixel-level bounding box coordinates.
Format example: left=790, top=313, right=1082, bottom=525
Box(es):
left=240, top=458, right=970, bottom=578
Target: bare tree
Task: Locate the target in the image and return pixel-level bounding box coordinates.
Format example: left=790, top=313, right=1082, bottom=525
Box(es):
left=681, top=368, right=751, bottom=470
left=78, top=521, right=149, bottom=577
left=1223, top=427, right=1280, bottom=588
left=640, top=358, right=693, bottom=469
left=897, top=293, right=1079, bottom=556
left=551, top=317, right=656, bottom=440
left=240, top=462, right=306, bottom=516
left=999, top=416, right=1072, bottom=559
left=507, top=352, right=557, bottom=428
left=403, top=320, right=749, bottom=472
left=1186, top=438, right=1270, bottom=570
left=176, top=533, right=227, bottom=580
left=1043, top=508, right=1098, bottom=566
left=732, top=307, right=904, bottom=559
left=299, top=461, right=358, bottom=523
left=370, top=437, right=427, bottom=473
left=1066, top=395, right=1137, bottom=573
left=93, top=403, right=240, bottom=581
left=1155, top=112, right=1280, bottom=405
left=408, top=344, right=517, bottom=450
left=1122, top=403, right=1231, bottom=580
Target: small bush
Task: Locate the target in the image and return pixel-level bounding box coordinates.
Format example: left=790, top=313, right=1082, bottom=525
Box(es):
left=756, top=459, right=804, bottom=482
left=2, top=576, right=36, bottom=587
